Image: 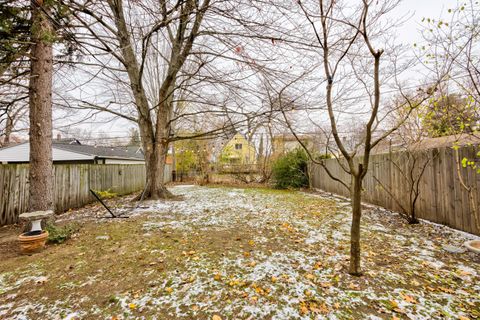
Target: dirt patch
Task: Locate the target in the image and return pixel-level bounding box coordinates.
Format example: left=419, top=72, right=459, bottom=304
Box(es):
left=0, top=225, right=23, bottom=259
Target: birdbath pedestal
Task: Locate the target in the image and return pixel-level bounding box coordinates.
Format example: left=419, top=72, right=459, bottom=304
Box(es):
left=18, top=210, right=53, bottom=254
left=19, top=210, right=53, bottom=233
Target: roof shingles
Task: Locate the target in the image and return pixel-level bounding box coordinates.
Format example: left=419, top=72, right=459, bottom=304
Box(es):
left=53, top=143, right=144, bottom=160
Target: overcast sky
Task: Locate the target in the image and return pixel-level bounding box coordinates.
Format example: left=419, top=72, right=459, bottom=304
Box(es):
left=396, top=0, right=451, bottom=44
left=55, top=0, right=457, bottom=141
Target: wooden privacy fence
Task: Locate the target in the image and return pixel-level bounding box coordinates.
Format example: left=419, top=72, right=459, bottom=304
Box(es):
left=0, top=163, right=172, bottom=226
left=310, top=145, right=480, bottom=235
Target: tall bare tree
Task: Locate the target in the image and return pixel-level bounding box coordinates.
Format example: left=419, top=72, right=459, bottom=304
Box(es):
left=61, top=0, right=213, bottom=199
left=59, top=0, right=283, bottom=199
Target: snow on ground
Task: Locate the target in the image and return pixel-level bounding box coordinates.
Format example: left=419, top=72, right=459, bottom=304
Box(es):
left=0, top=185, right=479, bottom=319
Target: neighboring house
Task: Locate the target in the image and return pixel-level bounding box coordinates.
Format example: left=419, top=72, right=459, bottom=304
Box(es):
left=407, top=133, right=480, bottom=151
left=0, top=138, right=145, bottom=164
left=219, top=133, right=256, bottom=165
left=273, top=134, right=313, bottom=157
left=354, top=133, right=480, bottom=156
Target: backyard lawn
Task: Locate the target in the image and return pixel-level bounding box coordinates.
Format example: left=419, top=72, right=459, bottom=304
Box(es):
left=0, top=185, right=479, bottom=319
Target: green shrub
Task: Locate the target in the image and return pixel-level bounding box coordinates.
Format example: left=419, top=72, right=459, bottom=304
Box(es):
left=45, top=222, right=79, bottom=244
left=315, top=153, right=332, bottom=161
left=94, top=189, right=118, bottom=199
left=271, top=148, right=309, bottom=189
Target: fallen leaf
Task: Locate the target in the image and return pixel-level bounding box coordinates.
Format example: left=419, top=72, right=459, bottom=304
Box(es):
left=212, top=315, right=222, bottom=320
left=305, top=273, right=315, bottom=281
left=410, top=279, right=420, bottom=286
left=299, top=304, right=309, bottom=315
left=400, top=293, right=417, bottom=304
left=311, top=302, right=329, bottom=314
left=438, top=287, right=455, bottom=294
left=393, top=307, right=406, bottom=314
left=348, top=283, right=359, bottom=290
left=128, top=303, right=136, bottom=310
left=255, top=286, right=266, bottom=295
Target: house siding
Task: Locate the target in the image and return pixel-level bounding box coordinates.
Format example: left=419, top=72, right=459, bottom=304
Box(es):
left=0, top=143, right=94, bottom=163
left=0, top=143, right=146, bottom=164
left=220, top=133, right=256, bottom=165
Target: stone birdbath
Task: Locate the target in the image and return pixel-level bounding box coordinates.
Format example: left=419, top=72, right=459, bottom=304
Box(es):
left=18, top=210, right=53, bottom=254
left=464, top=240, right=480, bottom=254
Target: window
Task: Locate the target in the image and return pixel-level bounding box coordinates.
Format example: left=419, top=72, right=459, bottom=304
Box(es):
left=235, top=143, right=242, bottom=150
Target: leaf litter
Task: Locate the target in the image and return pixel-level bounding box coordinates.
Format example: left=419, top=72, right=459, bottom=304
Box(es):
left=0, top=185, right=479, bottom=319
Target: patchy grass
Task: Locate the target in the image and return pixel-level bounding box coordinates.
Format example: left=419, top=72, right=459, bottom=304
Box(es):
left=0, top=185, right=479, bottom=319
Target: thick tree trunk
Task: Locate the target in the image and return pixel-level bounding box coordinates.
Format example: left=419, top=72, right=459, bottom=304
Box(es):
left=349, top=173, right=363, bottom=276
left=139, top=99, right=173, bottom=200
left=143, top=141, right=173, bottom=199
left=107, top=0, right=208, bottom=200
left=28, top=0, right=53, bottom=211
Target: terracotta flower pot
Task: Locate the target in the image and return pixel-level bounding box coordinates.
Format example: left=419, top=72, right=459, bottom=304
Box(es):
left=18, top=230, right=49, bottom=254
left=464, top=240, right=480, bottom=254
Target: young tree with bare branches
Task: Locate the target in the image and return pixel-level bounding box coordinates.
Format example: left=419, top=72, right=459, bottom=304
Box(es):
left=268, top=0, right=433, bottom=275
left=374, top=100, right=438, bottom=224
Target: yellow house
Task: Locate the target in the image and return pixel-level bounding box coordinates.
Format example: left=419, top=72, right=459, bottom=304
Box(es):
left=220, top=133, right=256, bottom=165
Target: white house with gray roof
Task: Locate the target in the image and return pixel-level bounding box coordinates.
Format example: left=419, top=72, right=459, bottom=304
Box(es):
left=0, top=139, right=144, bottom=164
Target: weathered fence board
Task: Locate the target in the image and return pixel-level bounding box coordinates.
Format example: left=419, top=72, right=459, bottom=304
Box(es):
left=310, top=145, right=480, bottom=235
left=0, top=163, right=172, bottom=226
